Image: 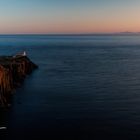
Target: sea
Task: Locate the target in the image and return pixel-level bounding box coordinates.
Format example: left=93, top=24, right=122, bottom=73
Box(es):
left=1, top=34, right=140, bottom=139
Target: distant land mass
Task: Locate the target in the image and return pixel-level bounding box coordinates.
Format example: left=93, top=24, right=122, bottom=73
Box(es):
left=118, top=31, right=140, bottom=35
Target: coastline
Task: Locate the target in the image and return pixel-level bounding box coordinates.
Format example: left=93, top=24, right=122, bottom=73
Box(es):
left=0, top=54, right=38, bottom=107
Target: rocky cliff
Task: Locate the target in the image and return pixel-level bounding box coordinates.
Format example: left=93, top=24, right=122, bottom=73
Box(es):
left=0, top=55, right=38, bottom=107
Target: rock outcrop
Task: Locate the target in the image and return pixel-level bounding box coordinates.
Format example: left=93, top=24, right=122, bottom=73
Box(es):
left=0, top=55, right=38, bottom=107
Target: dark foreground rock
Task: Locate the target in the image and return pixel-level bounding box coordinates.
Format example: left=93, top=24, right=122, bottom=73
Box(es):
left=0, top=55, right=38, bottom=107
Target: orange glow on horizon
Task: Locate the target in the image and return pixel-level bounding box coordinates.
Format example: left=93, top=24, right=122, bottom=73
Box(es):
left=0, top=7, right=140, bottom=34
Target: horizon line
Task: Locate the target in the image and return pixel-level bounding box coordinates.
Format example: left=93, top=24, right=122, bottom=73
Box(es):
left=0, top=32, right=140, bottom=35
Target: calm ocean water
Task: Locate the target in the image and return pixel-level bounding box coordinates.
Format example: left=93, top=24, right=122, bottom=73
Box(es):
left=1, top=35, right=140, bottom=139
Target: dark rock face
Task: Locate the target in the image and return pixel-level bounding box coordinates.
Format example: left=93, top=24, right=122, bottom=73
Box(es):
left=0, top=56, right=38, bottom=107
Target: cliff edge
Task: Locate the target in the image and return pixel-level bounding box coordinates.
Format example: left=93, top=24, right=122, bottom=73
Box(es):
left=0, top=54, right=38, bottom=107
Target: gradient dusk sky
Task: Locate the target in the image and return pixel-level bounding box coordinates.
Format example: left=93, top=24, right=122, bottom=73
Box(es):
left=0, top=0, right=140, bottom=34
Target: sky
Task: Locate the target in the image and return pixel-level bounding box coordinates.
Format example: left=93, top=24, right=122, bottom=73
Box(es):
left=0, top=0, right=140, bottom=34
